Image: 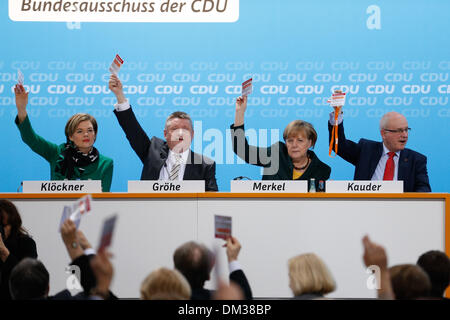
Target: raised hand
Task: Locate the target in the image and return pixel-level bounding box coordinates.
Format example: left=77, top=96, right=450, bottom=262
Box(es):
left=224, top=236, right=241, bottom=263
left=109, top=74, right=126, bottom=103
left=234, top=96, right=248, bottom=126
left=14, top=84, right=29, bottom=123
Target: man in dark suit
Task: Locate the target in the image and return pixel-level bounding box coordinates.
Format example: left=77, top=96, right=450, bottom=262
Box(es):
left=109, top=74, right=218, bottom=191
left=328, top=108, right=431, bottom=192
left=173, top=237, right=253, bottom=300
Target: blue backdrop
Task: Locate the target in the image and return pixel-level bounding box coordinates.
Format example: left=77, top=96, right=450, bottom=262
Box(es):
left=1, top=0, right=449, bottom=192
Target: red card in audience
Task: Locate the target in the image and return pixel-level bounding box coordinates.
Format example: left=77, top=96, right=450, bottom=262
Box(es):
left=242, top=78, right=253, bottom=96
left=98, top=214, right=118, bottom=251
left=215, top=215, right=232, bottom=239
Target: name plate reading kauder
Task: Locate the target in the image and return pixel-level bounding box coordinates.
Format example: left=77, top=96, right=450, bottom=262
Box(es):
left=231, top=180, right=308, bottom=193
left=22, top=180, right=102, bottom=193
left=325, top=181, right=403, bottom=193
left=128, top=180, right=205, bottom=193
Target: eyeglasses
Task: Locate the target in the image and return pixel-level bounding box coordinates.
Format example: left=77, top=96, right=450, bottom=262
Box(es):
left=383, top=128, right=411, bottom=134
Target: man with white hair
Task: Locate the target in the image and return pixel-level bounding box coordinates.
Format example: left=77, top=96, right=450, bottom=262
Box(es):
left=328, top=108, right=431, bottom=192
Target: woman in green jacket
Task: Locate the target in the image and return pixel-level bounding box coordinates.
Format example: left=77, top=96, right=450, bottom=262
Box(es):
left=14, top=84, right=113, bottom=192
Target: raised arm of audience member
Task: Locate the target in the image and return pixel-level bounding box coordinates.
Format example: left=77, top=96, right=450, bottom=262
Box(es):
left=89, top=250, right=115, bottom=300
left=60, top=219, right=84, bottom=261
left=224, top=236, right=253, bottom=299
left=362, top=235, right=394, bottom=300
left=76, top=230, right=96, bottom=256
left=60, top=220, right=117, bottom=299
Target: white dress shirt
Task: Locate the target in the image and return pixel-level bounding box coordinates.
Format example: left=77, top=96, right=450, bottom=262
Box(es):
left=158, top=148, right=190, bottom=181
left=371, top=144, right=400, bottom=181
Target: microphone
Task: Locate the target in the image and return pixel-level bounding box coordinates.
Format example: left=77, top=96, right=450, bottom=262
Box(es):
left=233, top=176, right=251, bottom=180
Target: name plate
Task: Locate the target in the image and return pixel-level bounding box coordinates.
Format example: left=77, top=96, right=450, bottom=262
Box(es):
left=231, top=180, right=308, bottom=193
left=22, top=180, right=102, bottom=193
left=325, top=181, right=403, bottom=193
left=128, top=180, right=205, bottom=193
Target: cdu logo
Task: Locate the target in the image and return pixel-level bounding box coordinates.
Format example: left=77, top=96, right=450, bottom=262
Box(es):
left=366, top=265, right=381, bottom=290
left=65, top=265, right=82, bottom=295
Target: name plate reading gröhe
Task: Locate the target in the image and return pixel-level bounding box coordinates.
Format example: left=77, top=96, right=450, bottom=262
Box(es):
left=23, top=180, right=102, bottom=193
left=325, top=181, right=403, bottom=193
left=128, top=180, right=205, bottom=193
left=231, top=180, right=308, bottom=193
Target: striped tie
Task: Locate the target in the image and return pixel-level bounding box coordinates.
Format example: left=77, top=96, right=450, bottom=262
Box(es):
left=169, top=154, right=182, bottom=181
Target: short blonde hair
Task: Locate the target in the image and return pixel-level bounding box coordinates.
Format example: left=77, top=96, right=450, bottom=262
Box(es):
left=140, top=267, right=191, bottom=300
left=283, top=120, right=317, bottom=147
left=288, top=253, right=336, bottom=297
left=64, top=113, right=97, bottom=139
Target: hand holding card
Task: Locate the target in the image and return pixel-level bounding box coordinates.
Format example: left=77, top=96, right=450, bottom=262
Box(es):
left=327, top=90, right=346, bottom=108
left=17, top=70, right=24, bottom=85
left=242, top=78, right=252, bottom=96
left=58, top=195, right=93, bottom=231
left=109, top=54, right=124, bottom=75
left=98, top=214, right=118, bottom=252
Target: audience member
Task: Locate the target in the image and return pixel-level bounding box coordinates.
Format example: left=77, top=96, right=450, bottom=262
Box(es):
left=288, top=253, right=336, bottom=299
left=0, top=199, right=37, bottom=300
left=362, top=235, right=394, bottom=299
left=173, top=236, right=252, bottom=300
left=140, top=267, right=191, bottom=300
left=389, top=264, right=431, bottom=300
left=417, top=250, right=450, bottom=299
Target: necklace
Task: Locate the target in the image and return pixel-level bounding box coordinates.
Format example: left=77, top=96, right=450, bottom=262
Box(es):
left=293, top=157, right=310, bottom=171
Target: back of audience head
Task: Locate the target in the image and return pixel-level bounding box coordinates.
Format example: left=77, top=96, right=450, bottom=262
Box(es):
left=173, top=241, right=214, bottom=289
left=9, top=258, right=49, bottom=300
left=288, top=253, right=336, bottom=298
left=389, top=264, right=431, bottom=299
left=140, top=267, right=191, bottom=300
left=417, top=250, right=450, bottom=298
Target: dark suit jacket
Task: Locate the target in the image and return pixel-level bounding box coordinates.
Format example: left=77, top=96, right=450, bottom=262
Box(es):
left=328, top=122, right=431, bottom=192
left=0, top=235, right=37, bottom=300
left=114, top=107, right=218, bottom=191
left=231, top=124, right=331, bottom=188
left=191, top=269, right=253, bottom=300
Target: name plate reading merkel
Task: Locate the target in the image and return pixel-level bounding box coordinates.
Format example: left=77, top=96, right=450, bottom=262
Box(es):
left=325, top=181, right=403, bottom=193
left=231, top=180, right=308, bottom=193
left=128, top=181, right=205, bottom=193
left=22, top=180, right=102, bottom=193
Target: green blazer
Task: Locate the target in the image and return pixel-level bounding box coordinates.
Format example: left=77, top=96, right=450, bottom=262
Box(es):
left=16, top=116, right=113, bottom=192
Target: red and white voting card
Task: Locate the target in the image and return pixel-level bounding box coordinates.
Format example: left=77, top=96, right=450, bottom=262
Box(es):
left=109, top=54, right=124, bottom=75
left=214, top=215, right=232, bottom=240
left=58, top=194, right=93, bottom=231
left=242, top=78, right=253, bottom=96
left=327, top=92, right=346, bottom=107
left=98, top=214, right=118, bottom=252
left=17, top=70, right=24, bottom=85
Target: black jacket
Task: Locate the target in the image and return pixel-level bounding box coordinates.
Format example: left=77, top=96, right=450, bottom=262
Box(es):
left=0, top=235, right=37, bottom=300
left=231, top=124, right=331, bottom=188
left=115, top=107, right=218, bottom=191
left=191, top=269, right=253, bottom=300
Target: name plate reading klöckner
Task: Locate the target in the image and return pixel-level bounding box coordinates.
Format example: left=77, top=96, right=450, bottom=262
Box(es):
left=325, top=181, right=403, bottom=193
left=231, top=180, right=308, bottom=193
left=22, top=180, right=102, bottom=193
left=128, top=180, right=205, bottom=193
